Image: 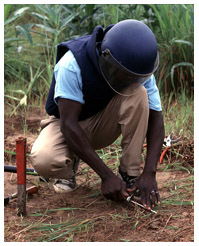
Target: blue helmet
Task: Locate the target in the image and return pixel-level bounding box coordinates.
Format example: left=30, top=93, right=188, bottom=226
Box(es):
left=99, top=19, right=159, bottom=95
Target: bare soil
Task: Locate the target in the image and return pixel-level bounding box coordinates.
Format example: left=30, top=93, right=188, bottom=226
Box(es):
left=4, top=107, right=194, bottom=242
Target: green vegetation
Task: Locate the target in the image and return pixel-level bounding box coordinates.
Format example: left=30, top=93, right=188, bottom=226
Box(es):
left=4, top=4, right=194, bottom=116
left=4, top=4, right=194, bottom=242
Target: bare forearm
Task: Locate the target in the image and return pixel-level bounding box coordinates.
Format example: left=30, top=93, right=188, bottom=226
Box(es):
left=60, top=121, right=114, bottom=180
left=144, top=110, right=165, bottom=174
left=57, top=98, right=127, bottom=202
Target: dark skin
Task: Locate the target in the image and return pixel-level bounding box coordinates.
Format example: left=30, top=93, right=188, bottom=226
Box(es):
left=58, top=98, right=165, bottom=209
left=58, top=99, right=129, bottom=202
left=128, top=109, right=165, bottom=209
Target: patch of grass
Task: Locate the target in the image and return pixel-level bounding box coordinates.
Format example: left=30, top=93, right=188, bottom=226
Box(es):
left=120, top=238, right=131, bottom=242
left=161, top=92, right=194, bottom=138
left=19, top=211, right=128, bottom=242
left=158, top=176, right=194, bottom=210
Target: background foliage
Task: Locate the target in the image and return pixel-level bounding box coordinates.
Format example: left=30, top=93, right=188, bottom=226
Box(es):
left=4, top=4, right=194, bottom=115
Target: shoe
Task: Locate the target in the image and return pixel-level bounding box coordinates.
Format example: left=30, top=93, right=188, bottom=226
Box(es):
left=53, top=177, right=76, bottom=193
left=118, top=166, right=141, bottom=199
left=53, top=158, right=79, bottom=193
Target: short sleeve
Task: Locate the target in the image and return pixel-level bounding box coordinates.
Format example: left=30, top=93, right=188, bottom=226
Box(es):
left=54, top=50, right=85, bottom=105
left=142, top=75, right=162, bottom=111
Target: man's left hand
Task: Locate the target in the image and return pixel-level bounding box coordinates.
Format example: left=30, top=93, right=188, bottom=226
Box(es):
left=127, top=172, right=160, bottom=210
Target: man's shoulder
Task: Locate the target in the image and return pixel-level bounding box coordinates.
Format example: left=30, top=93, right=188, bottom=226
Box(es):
left=143, top=74, right=155, bottom=85
left=56, top=50, right=81, bottom=73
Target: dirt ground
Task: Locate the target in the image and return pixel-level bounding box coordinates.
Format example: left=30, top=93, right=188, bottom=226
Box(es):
left=4, top=107, right=194, bottom=242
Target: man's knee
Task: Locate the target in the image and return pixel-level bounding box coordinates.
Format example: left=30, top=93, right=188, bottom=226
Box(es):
left=120, top=86, right=148, bottom=113
left=30, top=145, right=74, bottom=179
left=29, top=147, right=54, bottom=177
left=137, top=86, right=149, bottom=112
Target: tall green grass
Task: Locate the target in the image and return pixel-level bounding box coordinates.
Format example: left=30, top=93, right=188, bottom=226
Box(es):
left=161, top=91, right=194, bottom=138
left=149, top=4, right=194, bottom=96
left=4, top=4, right=194, bottom=115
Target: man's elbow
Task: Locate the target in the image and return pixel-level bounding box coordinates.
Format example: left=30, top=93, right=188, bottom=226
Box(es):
left=60, top=118, right=79, bottom=142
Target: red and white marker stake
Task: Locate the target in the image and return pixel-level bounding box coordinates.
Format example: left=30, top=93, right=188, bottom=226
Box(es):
left=16, top=137, right=27, bottom=216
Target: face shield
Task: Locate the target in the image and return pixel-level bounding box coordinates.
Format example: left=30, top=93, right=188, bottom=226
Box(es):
left=99, top=49, right=159, bottom=96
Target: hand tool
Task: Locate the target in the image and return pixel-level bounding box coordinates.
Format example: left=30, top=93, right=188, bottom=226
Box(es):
left=126, top=194, right=157, bottom=214
left=4, top=165, right=50, bottom=182
left=159, top=132, right=181, bottom=164
left=163, top=132, right=181, bottom=147
left=4, top=165, right=37, bottom=175
left=4, top=185, right=38, bottom=206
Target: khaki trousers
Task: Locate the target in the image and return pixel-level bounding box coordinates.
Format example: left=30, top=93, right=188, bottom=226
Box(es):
left=30, top=86, right=149, bottom=180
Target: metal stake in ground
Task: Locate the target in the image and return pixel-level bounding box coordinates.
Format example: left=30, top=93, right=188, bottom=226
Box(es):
left=16, top=137, right=27, bottom=216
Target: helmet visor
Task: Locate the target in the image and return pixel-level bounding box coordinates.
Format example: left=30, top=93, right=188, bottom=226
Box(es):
left=99, top=49, right=159, bottom=96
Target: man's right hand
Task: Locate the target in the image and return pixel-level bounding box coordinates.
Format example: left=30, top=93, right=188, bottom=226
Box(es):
left=101, top=175, right=129, bottom=201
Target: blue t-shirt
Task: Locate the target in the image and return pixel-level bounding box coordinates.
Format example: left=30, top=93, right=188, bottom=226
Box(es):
left=54, top=50, right=162, bottom=111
